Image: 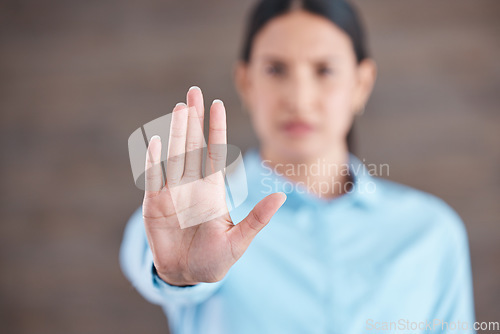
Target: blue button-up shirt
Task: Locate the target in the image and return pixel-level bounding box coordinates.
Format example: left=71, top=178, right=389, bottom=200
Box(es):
left=120, top=149, right=475, bottom=334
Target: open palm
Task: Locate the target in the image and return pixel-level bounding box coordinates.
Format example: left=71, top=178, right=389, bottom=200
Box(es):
left=142, top=87, right=286, bottom=286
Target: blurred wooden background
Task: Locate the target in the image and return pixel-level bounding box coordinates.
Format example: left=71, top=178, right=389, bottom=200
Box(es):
left=0, top=0, right=499, bottom=333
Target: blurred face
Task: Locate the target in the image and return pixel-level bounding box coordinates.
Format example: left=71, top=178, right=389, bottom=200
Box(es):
left=236, top=10, right=375, bottom=162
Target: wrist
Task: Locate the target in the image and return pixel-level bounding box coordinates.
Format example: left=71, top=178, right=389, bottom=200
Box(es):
left=153, top=264, right=199, bottom=287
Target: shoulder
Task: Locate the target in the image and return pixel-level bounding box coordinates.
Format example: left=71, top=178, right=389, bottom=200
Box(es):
left=370, top=177, right=467, bottom=244
left=364, top=178, right=472, bottom=282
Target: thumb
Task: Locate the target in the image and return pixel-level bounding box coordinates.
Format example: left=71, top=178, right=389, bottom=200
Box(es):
left=228, top=192, right=287, bottom=259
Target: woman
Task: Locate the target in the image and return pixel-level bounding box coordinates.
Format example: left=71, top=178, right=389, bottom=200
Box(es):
left=120, top=0, right=475, bottom=333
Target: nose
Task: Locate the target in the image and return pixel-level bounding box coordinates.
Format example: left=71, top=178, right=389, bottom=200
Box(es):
left=283, top=67, right=315, bottom=116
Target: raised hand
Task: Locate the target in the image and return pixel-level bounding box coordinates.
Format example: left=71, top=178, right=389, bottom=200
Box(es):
left=142, top=86, right=286, bottom=286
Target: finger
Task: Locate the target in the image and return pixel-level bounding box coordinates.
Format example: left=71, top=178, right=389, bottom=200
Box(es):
left=144, top=135, right=163, bottom=195
left=166, top=103, right=188, bottom=187
left=228, top=192, right=287, bottom=259
left=183, top=87, right=205, bottom=180
left=205, top=99, right=227, bottom=176
left=186, top=86, right=204, bottom=128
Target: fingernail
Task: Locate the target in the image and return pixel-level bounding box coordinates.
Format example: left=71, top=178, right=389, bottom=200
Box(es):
left=189, top=86, right=201, bottom=91
left=175, top=102, right=186, bottom=107
left=278, top=192, right=287, bottom=205
left=150, top=135, right=161, bottom=142
left=212, top=99, right=223, bottom=105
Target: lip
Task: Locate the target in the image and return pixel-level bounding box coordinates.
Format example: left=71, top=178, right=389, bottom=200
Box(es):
left=281, top=120, right=315, bottom=136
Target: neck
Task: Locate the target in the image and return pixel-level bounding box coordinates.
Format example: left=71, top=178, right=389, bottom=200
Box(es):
left=260, top=144, right=352, bottom=199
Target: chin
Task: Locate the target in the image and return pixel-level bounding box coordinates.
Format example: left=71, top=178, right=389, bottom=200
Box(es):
left=275, top=140, right=324, bottom=163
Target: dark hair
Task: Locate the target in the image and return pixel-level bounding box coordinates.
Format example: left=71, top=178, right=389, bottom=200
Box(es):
left=240, top=0, right=369, bottom=153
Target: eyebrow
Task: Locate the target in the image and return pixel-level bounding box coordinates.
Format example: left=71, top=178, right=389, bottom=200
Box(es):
left=258, top=54, right=341, bottom=64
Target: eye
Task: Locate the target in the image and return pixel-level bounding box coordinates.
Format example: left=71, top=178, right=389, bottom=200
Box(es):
left=265, top=63, right=286, bottom=77
left=317, top=65, right=334, bottom=76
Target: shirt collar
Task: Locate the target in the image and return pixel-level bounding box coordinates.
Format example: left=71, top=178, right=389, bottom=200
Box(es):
left=242, top=148, right=380, bottom=210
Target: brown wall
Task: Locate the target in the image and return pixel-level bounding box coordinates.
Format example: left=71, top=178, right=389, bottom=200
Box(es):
left=1, top=0, right=499, bottom=333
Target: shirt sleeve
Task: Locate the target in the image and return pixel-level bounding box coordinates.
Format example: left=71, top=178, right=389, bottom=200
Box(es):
left=432, top=204, right=476, bottom=332
left=119, top=207, right=224, bottom=307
